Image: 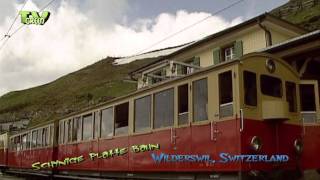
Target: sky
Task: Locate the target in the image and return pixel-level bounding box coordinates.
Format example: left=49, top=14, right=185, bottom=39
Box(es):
left=0, top=0, right=288, bottom=96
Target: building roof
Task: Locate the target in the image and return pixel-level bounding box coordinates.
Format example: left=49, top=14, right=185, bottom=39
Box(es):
left=260, top=30, right=320, bottom=53
left=129, top=12, right=308, bottom=76
left=114, top=42, right=193, bottom=65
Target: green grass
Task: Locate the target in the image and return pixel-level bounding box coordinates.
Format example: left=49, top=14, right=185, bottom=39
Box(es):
left=271, top=0, right=320, bottom=31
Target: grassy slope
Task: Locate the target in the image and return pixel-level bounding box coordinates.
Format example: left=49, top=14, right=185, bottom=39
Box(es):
left=271, top=0, right=320, bottom=31
left=0, top=57, right=158, bottom=127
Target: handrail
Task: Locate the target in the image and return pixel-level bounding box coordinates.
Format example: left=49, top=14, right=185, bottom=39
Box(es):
left=240, top=109, right=244, bottom=132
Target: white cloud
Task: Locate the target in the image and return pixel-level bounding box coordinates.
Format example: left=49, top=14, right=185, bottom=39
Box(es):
left=0, top=0, right=242, bottom=95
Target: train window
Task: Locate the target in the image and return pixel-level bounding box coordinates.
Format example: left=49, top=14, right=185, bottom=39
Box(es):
left=94, top=111, right=101, bottom=139
left=27, top=132, right=31, bottom=149
left=46, top=127, right=50, bottom=146
left=77, top=118, right=83, bottom=141
left=50, top=125, right=54, bottom=145
left=219, top=71, right=233, bottom=118
left=101, top=107, right=114, bottom=138
left=22, top=134, right=27, bottom=150
left=15, top=136, right=21, bottom=151
left=300, top=84, right=316, bottom=111
left=193, top=79, right=208, bottom=121
left=154, top=88, right=174, bottom=128
left=134, top=95, right=151, bottom=132
left=32, top=130, right=37, bottom=148
left=178, top=84, right=189, bottom=125
left=43, top=127, right=48, bottom=146
left=72, top=117, right=81, bottom=141
left=67, top=119, right=72, bottom=142
left=244, top=71, right=257, bottom=106
left=82, top=114, right=93, bottom=140
left=64, top=120, right=70, bottom=143
left=59, top=121, right=64, bottom=144
left=10, top=138, right=14, bottom=151
left=260, top=75, right=282, bottom=97
left=37, top=129, right=43, bottom=148
left=219, top=71, right=233, bottom=104
left=286, top=82, right=297, bottom=112
left=115, top=102, right=129, bottom=136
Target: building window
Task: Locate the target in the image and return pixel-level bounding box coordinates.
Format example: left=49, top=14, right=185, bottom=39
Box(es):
left=178, top=84, right=189, bottom=125
left=154, top=88, right=174, bottom=128
left=135, top=95, right=151, bottom=132
left=219, top=71, right=233, bottom=118
left=300, top=84, right=316, bottom=111
left=115, top=102, right=129, bottom=136
left=261, top=75, right=282, bottom=97
left=82, top=114, right=93, bottom=140
left=244, top=71, right=257, bottom=106
left=94, top=111, right=100, bottom=139
left=286, top=82, right=297, bottom=112
left=193, top=79, right=208, bottom=121
left=101, top=107, right=114, bottom=138
left=222, top=45, right=235, bottom=62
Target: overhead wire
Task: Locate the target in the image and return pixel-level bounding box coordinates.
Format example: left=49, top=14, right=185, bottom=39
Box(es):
left=117, top=0, right=245, bottom=63
left=0, top=0, right=56, bottom=52
left=0, top=0, right=28, bottom=49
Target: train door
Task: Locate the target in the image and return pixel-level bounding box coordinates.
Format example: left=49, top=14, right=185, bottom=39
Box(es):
left=299, top=80, right=320, bottom=169
left=190, top=77, right=216, bottom=171
left=299, top=80, right=320, bottom=124
left=215, top=69, right=240, bottom=170
left=174, top=83, right=192, bottom=170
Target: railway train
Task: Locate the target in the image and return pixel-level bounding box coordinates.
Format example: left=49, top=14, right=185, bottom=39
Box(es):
left=0, top=52, right=319, bottom=179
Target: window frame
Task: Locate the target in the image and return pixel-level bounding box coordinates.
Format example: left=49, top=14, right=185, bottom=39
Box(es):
left=100, top=106, right=114, bottom=138
left=37, top=128, right=43, bottom=148
left=82, top=113, right=94, bottom=141
left=153, top=88, right=175, bottom=129
left=114, top=102, right=129, bottom=136
left=134, top=95, right=152, bottom=133
left=222, top=44, right=235, bottom=62
left=31, top=130, right=37, bottom=149
left=243, top=71, right=257, bottom=107
left=94, top=111, right=101, bottom=139
left=192, top=78, right=209, bottom=122
left=260, top=74, right=283, bottom=98
left=285, top=81, right=297, bottom=113
left=178, top=84, right=189, bottom=125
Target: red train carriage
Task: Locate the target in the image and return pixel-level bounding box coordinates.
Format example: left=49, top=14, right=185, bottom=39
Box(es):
left=0, top=133, right=8, bottom=168
left=1, top=52, right=320, bottom=179
left=5, top=123, right=55, bottom=176
left=55, top=53, right=316, bottom=179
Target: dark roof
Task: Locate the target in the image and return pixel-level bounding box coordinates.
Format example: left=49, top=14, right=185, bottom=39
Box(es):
left=130, top=12, right=308, bottom=75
